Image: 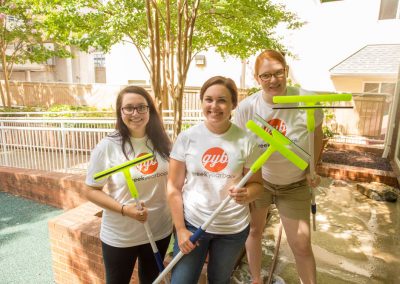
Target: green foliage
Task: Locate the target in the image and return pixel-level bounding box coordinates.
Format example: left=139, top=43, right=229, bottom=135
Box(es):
left=322, top=108, right=336, bottom=138
left=44, top=105, right=113, bottom=117
left=0, top=0, right=72, bottom=65
left=58, top=0, right=303, bottom=58
left=193, top=0, right=303, bottom=59
left=0, top=104, right=113, bottom=118
left=181, top=123, right=193, bottom=131
left=27, top=0, right=303, bottom=135
left=247, top=87, right=261, bottom=96
left=47, top=104, right=97, bottom=112
left=287, top=78, right=301, bottom=88
left=322, top=125, right=334, bottom=138
left=0, top=0, right=75, bottom=107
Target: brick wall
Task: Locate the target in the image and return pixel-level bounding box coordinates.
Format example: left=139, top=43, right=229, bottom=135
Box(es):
left=317, top=162, right=399, bottom=187
left=48, top=202, right=140, bottom=284
left=0, top=166, right=87, bottom=209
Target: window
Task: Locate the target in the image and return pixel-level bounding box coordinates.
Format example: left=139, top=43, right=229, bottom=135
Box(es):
left=363, top=82, right=396, bottom=114
left=379, top=0, right=400, bottom=20
left=381, top=82, right=396, bottom=95
left=195, top=55, right=206, bottom=66
left=363, top=82, right=396, bottom=95
left=93, top=53, right=105, bottom=67
left=363, top=82, right=380, bottom=93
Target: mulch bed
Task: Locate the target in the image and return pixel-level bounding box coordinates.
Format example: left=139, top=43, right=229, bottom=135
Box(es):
left=321, top=148, right=393, bottom=172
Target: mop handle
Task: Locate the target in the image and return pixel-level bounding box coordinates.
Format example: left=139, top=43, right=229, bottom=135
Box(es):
left=309, top=131, right=317, bottom=231
left=125, top=170, right=168, bottom=278
left=190, top=170, right=258, bottom=240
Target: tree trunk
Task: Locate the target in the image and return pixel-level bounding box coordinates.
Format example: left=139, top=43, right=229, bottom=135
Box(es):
left=172, top=85, right=184, bottom=140
left=144, top=0, right=199, bottom=138
left=0, top=50, right=11, bottom=107
left=0, top=80, right=6, bottom=107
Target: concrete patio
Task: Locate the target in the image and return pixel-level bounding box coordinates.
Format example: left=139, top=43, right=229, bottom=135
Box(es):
left=232, top=177, right=400, bottom=284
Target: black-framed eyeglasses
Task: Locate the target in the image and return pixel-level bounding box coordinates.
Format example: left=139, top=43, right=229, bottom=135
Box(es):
left=258, top=68, right=286, bottom=82
left=121, top=105, right=149, bottom=115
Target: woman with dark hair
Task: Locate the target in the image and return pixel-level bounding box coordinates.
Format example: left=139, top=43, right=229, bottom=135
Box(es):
left=167, top=76, right=263, bottom=283
left=85, top=86, right=172, bottom=284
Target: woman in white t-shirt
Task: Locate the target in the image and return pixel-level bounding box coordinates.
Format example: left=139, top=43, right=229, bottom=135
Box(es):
left=167, top=76, right=263, bottom=284
left=85, top=86, right=172, bottom=284
left=234, top=50, right=323, bottom=284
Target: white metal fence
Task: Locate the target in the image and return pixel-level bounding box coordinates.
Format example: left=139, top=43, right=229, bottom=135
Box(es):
left=0, top=114, right=203, bottom=173
left=0, top=92, right=394, bottom=174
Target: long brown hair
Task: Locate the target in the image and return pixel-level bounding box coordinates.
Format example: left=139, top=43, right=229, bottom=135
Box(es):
left=110, top=86, right=171, bottom=160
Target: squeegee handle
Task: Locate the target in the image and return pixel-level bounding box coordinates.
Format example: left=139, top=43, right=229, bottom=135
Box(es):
left=123, top=169, right=139, bottom=199
left=142, top=222, right=166, bottom=271
left=306, top=108, right=316, bottom=132
left=273, top=94, right=352, bottom=104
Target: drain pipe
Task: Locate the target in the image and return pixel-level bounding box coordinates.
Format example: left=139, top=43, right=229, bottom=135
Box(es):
left=383, top=64, right=400, bottom=158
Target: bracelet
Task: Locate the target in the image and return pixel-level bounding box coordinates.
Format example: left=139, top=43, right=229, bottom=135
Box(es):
left=121, top=204, right=126, bottom=216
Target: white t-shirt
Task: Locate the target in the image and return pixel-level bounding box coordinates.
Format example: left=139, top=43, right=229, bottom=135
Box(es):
left=170, top=122, right=261, bottom=234
left=233, top=87, right=323, bottom=185
left=86, top=135, right=172, bottom=247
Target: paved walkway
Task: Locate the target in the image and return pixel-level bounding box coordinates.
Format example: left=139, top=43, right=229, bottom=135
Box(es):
left=0, top=192, right=62, bottom=284
left=232, top=177, right=400, bottom=284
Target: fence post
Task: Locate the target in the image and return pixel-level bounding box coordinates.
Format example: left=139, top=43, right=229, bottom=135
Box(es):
left=0, top=121, right=9, bottom=165
left=61, top=122, right=67, bottom=173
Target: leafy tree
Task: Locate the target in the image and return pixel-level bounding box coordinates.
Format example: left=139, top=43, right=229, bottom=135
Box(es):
left=58, top=0, right=303, bottom=137
left=0, top=0, right=71, bottom=107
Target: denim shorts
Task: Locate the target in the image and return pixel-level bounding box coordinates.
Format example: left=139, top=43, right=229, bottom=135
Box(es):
left=170, top=221, right=249, bottom=284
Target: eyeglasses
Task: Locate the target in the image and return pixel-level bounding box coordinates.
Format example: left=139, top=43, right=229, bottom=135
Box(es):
left=121, top=105, right=149, bottom=115
left=258, top=69, right=286, bottom=82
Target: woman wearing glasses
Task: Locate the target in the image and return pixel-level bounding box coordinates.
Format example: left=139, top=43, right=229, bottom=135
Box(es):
left=234, top=50, right=322, bottom=284
left=85, top=86, right=172, bottom=284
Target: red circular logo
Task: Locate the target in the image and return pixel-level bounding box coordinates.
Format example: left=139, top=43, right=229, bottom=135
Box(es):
left=136, top=153, right=158, bottom=174
left=266, top=118, right=287, bottom=136
left=202, top=147, right=228, bottom=172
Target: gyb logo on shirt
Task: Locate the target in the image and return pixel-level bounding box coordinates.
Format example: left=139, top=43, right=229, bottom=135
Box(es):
left=136, top=153, right=158, bottom=174
left=265, top=118, right=287, bottom=136
left=202, top=147, right=228, bottom=172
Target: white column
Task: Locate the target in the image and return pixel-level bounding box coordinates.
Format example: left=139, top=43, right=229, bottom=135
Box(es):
left=25, top=70, right=31, bottom=82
